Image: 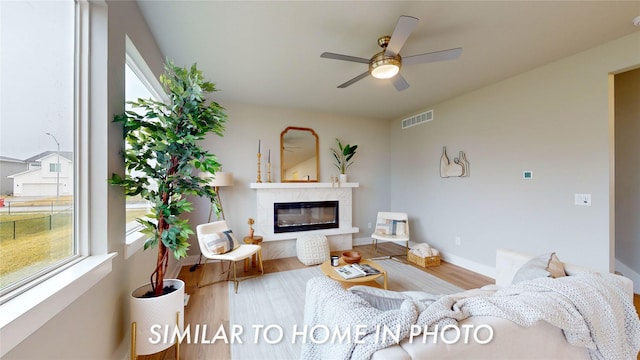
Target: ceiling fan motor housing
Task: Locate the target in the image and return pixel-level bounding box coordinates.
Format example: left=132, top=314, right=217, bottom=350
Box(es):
left=378, top=35, right=391, bottom=48
left=369, top=35, right=401, bottom=79
left=369, top=51, right=401, bottom=79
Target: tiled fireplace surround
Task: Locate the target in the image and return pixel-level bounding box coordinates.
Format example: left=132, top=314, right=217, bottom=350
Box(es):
left=250, top=182, right=359, bottom=260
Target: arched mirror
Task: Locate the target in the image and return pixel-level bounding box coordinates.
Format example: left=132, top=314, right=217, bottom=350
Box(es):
left=280, top=127, right=319, bottom=182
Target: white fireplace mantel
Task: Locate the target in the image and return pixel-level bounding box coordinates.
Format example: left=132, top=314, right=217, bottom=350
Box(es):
left=250, top=182, right=359, bottom=259
left=250, top=182, right=359, bottom=189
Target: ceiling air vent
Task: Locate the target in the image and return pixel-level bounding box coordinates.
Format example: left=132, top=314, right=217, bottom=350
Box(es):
left=401, top=110, right=433, bottom=129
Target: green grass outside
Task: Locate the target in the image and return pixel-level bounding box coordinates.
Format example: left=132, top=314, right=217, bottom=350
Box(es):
left=0, top=212, right=73, bottom=288
left=0, top=206, right=150, bottom=289
left=0, top=195, right=73, bottom=208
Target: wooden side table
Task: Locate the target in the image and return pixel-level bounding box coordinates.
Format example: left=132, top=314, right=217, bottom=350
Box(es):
left=243, top=235, right=263, bottom=271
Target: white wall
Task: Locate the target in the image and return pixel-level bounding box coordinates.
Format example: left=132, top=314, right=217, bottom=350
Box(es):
left=615, top=68, right=640, bottom=277
left=3, top=1, right=167, bottom=359
left=390, top=31, right=640, bottom=275
left=187, top=101, right=391, bottom=256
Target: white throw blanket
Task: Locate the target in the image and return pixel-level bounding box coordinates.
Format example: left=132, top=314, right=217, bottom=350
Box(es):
left=417, top=273, right=640, bottom=360
left=302, top=273, right=640, bottom=360
left=301, top=277, right=418, bottom=360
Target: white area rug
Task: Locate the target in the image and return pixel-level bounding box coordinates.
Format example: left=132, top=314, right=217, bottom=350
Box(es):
left=228, top=260, right=464, bottom=360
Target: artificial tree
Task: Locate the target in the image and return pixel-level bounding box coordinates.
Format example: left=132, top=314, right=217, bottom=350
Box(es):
left=110, top=60, right=227, bottom=297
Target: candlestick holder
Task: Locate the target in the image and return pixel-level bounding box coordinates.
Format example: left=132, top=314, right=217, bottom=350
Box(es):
left=256, top=153, right=262, bottom=183
left=267, top=162, right=272, bottom=183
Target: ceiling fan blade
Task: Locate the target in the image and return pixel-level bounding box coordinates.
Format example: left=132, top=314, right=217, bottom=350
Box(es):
left=385, top=15, right=419, bottom=56
left=392, top=74, right=410, bottom=91
left=321, top=52, right=369, bottom=64
left=337, top=71, right=370, bottom=88
left=403, top=47, right=462, bottom=65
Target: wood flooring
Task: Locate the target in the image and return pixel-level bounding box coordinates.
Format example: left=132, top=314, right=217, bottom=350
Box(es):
left=138, top=243, right=640, bottom=360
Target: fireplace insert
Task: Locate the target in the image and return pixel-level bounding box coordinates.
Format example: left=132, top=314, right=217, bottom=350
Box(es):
left=273, top=201, right=339, bottom=233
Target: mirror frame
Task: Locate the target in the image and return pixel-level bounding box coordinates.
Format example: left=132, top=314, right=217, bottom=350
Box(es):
left=280, top=126, right=319, bottom=182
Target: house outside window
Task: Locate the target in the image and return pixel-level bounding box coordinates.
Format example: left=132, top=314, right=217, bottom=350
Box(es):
left=0, top=0, right=77, bottom=297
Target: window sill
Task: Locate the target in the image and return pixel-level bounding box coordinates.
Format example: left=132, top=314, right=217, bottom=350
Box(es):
left=0, top=253, right=117, bottom=357
left=125, top=229, right=147, bottom=259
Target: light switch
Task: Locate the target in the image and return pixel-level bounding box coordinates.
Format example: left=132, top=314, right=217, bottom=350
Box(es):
left=574, top=193, right=591, bottom=206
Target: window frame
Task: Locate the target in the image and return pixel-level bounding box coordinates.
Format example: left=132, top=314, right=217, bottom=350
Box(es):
left=0, top=1, right=116, bottom=356
left=122, top=38, right=168, bottom=259
left=0, top=0, right=80, bottom=303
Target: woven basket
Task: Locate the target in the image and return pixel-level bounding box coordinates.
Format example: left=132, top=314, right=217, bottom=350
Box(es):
left=408, top=252, right=441, bottom=267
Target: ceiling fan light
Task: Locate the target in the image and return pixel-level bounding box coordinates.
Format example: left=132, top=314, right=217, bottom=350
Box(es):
left=371, top=64, right=399, bottom=79
left=369, top=53, right=401, bottom=79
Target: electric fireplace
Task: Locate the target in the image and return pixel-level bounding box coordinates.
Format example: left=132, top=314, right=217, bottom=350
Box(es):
left=273, top=201, right=339, bottom=233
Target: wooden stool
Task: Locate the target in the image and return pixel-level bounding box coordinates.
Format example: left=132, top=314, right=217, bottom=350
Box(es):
left=243, top=235, right=263, bottom=271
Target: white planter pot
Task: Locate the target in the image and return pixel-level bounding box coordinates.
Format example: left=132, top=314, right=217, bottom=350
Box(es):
left=130, top=279, right=185, bottom=356
left=339, top=174, right=348, bottom=183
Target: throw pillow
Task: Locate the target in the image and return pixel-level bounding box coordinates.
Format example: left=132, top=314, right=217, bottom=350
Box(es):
left=547, top=253, right=567, bottom=278
left=512, top=252, right=567, bottom=284
left=393, top=220, right=407, bottom=236
left=375, top=219, right=407, bottom=236
left=375, top=220, right=392, bottom=235
left=203, top=230, right=239, bottom=255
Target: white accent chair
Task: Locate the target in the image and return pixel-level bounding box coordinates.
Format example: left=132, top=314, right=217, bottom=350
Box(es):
left=371, top=212, right=410, bottom=260
left=196, top=220, right=263, bottom=293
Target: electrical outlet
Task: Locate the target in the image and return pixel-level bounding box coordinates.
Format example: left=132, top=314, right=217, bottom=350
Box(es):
left=455, top=236, right=461, bottom=245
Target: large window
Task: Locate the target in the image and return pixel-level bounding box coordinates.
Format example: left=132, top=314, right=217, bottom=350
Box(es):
left=0, top=0, right=77, bottom=297
left=124, top=63, right=154, bottom=232
left=124, top=54, right=166, bottom=236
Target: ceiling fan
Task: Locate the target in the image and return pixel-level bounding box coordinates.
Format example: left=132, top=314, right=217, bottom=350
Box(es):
left=320, top=15, right=462, bottom=91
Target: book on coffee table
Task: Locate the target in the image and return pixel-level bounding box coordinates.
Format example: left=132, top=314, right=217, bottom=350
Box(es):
left=334, top=263, right=381, bottom=279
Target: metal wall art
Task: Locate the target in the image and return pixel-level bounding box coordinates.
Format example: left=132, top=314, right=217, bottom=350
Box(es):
left=440, top=146, right=470, bottom=178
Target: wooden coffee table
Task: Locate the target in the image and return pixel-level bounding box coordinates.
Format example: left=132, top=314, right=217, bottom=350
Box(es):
left=320, top=258, right=388, bottom=289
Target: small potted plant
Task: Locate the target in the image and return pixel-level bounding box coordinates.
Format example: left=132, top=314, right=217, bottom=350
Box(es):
left=110, top=60, right=227, bottom=357
left=331, top=138, right=357, bottom=182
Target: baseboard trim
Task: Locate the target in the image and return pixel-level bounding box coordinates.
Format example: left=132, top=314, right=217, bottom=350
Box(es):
left=182, top=254, right=200, bottom=266
left=168, top=260, right=183, bottom=279
left=439, top=251, right=496, bottom=280
left=353, top=236, right=372, bottom=247
left=615, top=259, right=640, bottom=293
left=353, top=238, right=496, bottom=280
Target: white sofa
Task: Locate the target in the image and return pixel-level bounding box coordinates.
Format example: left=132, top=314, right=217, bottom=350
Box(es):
left=303, top=249, right=639, bottom=360
left=372, top=249, right=634, bottom=360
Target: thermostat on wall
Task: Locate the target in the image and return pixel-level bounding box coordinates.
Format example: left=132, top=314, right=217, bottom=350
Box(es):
left=523, top=171, right=533, bottom=180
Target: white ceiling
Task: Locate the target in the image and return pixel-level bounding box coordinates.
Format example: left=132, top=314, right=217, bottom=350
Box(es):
left=136, top=1, right=640, bottom=121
